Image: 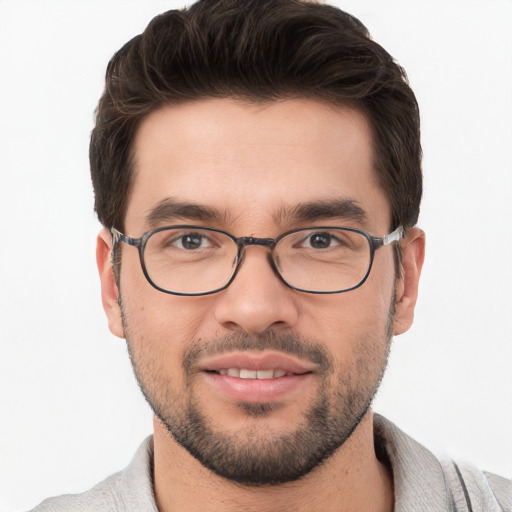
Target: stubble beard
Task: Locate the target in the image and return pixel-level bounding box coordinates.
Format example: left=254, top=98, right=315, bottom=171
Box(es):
left=122, top=304, right=394, bottom=486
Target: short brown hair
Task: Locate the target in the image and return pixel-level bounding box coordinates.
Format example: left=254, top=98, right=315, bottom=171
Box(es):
left=90, top=0, right=422, bottom=232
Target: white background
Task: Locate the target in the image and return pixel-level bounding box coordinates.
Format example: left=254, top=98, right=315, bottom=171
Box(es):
left=1, top=1, right=511, bottom=510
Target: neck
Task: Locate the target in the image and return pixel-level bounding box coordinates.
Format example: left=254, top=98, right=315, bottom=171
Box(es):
left=152, top=410, right=394, bottom=512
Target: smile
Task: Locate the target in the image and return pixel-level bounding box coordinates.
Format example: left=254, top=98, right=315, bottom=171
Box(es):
left=198, top=351, right=316, bottom=402
left=214, top=369, right=293, bottom=379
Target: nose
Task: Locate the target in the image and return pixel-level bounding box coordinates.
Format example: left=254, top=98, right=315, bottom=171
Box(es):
left=213, top=246, right=300, bottom=334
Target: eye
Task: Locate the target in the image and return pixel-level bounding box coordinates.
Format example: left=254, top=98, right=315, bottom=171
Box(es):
left=173, top=232, right=212, bottom=250
left=304, top=232, right=337, bottom=249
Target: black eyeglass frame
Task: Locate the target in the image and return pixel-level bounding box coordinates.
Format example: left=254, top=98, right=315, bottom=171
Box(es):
left=111, top=225, right=405, bottom=296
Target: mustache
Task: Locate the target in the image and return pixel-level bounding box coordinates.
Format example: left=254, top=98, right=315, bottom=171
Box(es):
left=182, top=331, right=334, bottom=374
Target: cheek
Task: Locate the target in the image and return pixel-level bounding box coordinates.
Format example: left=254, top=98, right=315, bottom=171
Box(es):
left=301, top=286, right=393, bottom=340
left=297, top=273, right=395, bottom=368
left=120, top=263, right=216, bottom=356
left=359, top=250, right=398, bottom=318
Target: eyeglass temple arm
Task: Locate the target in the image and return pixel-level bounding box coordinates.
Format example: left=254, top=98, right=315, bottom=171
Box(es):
left=371, top=226, right=405, bottom=248
left=110, top=227, right=137, bottom=246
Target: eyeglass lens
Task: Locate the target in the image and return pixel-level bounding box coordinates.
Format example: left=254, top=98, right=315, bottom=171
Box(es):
left=141, top=227, right=372, bottom=295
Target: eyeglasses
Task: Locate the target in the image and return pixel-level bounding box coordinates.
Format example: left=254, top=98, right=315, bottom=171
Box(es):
left=111, top=225, right=404, bottom=296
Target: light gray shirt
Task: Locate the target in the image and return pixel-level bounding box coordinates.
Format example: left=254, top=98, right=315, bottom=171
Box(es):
left=31, top=415, right=511, bottom=511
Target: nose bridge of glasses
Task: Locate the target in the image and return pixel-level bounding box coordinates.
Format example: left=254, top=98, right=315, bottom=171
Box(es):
left=235, top=236, right=280, bottom=275
left=237, top=236, right=276, bottom=250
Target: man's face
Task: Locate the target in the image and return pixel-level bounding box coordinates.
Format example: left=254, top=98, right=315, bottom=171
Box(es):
left=98, top=98, right=421, bottom=485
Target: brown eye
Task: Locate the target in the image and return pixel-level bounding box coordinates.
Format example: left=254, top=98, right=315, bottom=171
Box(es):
left=308, top=232, right=332, bottom=249
left=179, top=233, right=204, bottom=250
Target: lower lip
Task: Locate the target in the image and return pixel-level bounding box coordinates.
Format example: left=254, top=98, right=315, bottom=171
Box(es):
left=202, top=372, right=312, bottom=403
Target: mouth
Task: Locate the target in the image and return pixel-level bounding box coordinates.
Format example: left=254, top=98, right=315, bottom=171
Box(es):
left=199, top=352, right=315, bottom=403
left=209, top=368, right=302, bottom=379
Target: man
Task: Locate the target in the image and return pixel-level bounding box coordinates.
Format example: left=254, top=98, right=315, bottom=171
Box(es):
left=32, top=0, right=511, bottom=510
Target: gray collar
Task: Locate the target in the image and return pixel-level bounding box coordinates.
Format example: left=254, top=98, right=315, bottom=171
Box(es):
left=374, top=414, right=450, bottom=511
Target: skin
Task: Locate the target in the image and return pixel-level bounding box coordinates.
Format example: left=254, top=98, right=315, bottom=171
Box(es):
left=97, top=98, right=425, bottom=511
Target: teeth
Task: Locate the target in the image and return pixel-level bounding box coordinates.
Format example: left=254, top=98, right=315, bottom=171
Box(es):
left=240, top=369, right=257, bottom=379
left=218, top=369, right=289, bottom=379
left=256, top=370, right=274, bottom=379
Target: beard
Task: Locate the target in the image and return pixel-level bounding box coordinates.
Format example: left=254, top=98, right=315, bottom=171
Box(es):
left=122, top=304, right=394, bottom=486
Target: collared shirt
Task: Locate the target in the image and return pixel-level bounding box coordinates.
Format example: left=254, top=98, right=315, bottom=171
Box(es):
left=31, top=415, right=512, bottom=511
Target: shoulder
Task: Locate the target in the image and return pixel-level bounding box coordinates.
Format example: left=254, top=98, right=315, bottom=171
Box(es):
left=29, top=436, right=157, bottom=512
left=374, top=414, right=511, bottom=511
left=441, top=460, right=512, bottom=512
left=30, top=472, right=123, bottom=512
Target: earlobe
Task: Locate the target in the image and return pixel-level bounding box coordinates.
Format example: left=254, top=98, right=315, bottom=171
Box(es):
left=97, top=228, right=125, bottom=339
left=393, top=228, right=425, bottom=336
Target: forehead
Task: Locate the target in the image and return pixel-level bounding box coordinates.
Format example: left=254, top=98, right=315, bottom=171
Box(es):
left=126, top=98, right=390, bottom=233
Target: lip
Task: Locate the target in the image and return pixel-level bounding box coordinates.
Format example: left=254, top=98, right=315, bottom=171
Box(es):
left=198, top=351, right=315, bottom=403
left=199, top=351, right=316, bottom=374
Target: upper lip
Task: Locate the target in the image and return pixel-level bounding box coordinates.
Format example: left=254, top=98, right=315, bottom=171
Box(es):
left=198, top=351, right=316, bottom=374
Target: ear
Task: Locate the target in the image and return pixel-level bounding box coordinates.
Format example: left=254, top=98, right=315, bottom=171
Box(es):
left=393, top=227, right=425, bottom=335
left=96, top=228, right=125, bottom=339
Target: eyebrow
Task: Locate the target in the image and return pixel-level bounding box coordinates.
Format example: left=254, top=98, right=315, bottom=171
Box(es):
left=145, top=198, right=229, bottom=227
left=276, top=198, right=368, bottom=226
left=145, top=197, right=368, bottom=229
